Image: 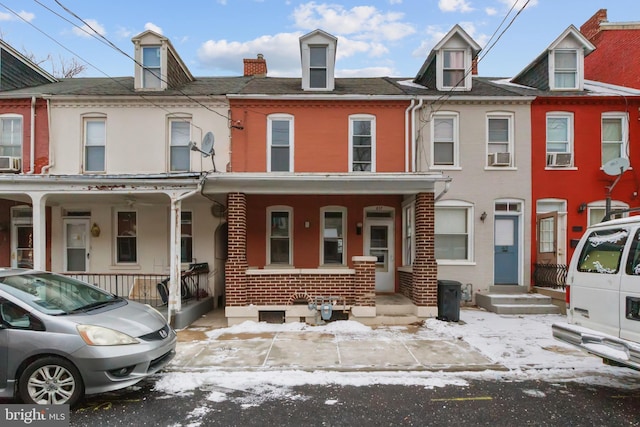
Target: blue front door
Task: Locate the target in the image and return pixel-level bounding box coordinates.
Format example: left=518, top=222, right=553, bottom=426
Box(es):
left=494, top=215, right=519, bottom=285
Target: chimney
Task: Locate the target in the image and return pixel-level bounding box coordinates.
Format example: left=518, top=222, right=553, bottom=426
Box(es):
left=471, top=56, right=478, bottom=75
left=580, top=9, right=608, bottom=41
left=243, top=53, right=268, bottom=77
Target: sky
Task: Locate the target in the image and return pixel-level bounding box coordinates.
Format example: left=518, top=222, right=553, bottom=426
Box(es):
left=152, top=309, right=640, bottom=420
left=0, top=1, right=637, bottom=80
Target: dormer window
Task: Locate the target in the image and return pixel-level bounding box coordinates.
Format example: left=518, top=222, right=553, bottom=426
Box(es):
left=310, top=46, right=328, bottom=89
left=142, top=46, right=161, bottom=89
left=300, top=30, right=337, bottom=91
left=552, top=49, right=578, bottom=89
left=443, top=50, right=465, bottom=88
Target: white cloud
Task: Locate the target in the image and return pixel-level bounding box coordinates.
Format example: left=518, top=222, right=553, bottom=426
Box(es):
left=337, top=66, right=395, bottom=78
left=116, top=26, right=133, bottom=39
left=71, top=19, right=106, bottom=38
left=438, top=0, right=474, bottom=13
left=485, top=7, right=497, bottom=16
left=0, top=10, right=35, bottom=22
left=497, top=0, right=539, bottom=11
left=144, top=22, right=163, bottom=35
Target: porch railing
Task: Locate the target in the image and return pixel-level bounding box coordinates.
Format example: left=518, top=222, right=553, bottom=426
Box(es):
left=64, top=263, right=210, bottom=307
left=532, top=263, right=567, bottom=290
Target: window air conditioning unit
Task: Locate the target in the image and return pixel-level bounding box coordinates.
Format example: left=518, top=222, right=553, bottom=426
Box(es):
left=489, top=152, right=511, bottom=166
left=547, top=152, right=572, bottom=167
left=0, top=156, right=21, bottom=172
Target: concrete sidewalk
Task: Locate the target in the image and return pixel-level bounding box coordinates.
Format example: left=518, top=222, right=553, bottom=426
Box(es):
left=169, top=309, right=507, bottom=373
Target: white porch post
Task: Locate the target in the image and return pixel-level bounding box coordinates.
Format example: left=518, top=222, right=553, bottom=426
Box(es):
left=167, top=197, right=182, bottom=324
left=30, top=192, right=47, bottom=271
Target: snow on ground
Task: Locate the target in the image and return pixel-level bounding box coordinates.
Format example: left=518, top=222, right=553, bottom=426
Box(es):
left=154, top=308, right=640, bottom=416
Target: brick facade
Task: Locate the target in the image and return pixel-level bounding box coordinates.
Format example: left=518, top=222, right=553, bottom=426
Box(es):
left=411, top=192, right=438, bottom=306
left=225, top=192, right=248, bottom=306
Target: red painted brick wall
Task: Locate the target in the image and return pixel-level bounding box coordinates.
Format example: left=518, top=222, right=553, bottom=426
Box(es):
left=0, top=98, right=50, bottom=173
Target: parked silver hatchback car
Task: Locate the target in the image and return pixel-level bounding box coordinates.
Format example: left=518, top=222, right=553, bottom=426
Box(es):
left=0, top=269, right=176, bottom=406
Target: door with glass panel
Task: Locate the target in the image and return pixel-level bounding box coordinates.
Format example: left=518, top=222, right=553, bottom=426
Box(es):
left=365, top=216, right=394, bottom=292
left=64, top=219, right=90, bottom=272
left=10, top=207, right=32, bottom=269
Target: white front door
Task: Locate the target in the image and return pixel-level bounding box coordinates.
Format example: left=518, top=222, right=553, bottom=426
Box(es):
left=64, top=219, right=90, bottom=272
left=365, top=218, right=395, bottom=292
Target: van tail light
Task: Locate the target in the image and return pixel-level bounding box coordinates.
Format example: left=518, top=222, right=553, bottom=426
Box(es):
left=565, top=285, right=570, bottom=308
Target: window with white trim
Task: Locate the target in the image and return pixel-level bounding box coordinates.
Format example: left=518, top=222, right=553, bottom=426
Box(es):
left=267, top=207, right=292, bottom=265
left=551, top=49, right=578, bottom=90
left=84, top=117, right=105, bottom=172
left=435, top=202, right=472, bottom=261
left=116, top=211, right=137, bottom=263
left=443, top=50, right=465, bottom=88
left=310, top=45, right=328, bottom=89
left=181, top=211, right=192, bottom=263
left=546, top=112, right=573, bottom=167
left=431, top=112, right=459, bottom=167
left=142, top=46, right=161, bottom=89
left=402, top=202, right=415, bottom=266
left=0, top=115, right=22, bottom=158
left=487, top=113, right=513, bottom=167
left=321, top=207, right=346, bottom=265
left=349, top=115, right=375, bottom=172
left=169, top=118, right=191, bottom=171
left=601, top=112, right=628, bottom=166
left=267, top=115, right=293, bottom=172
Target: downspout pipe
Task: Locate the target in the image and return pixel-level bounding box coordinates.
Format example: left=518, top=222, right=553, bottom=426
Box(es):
left=41, top=99, right=53, bottom=174
left=434, top=180, right=451, bottom=202
left=28, top=96, right=35, bottom=174
left=411, top=99, right=424, bottom=172
left=404, top=99, right=415, bottom=172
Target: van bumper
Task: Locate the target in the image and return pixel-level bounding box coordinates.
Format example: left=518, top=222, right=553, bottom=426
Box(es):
left=552, top=322, right=640, bottom=371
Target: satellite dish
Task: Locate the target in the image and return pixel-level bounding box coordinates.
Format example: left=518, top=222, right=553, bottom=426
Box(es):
left=603, top=157, right=630, bottom=176
left=201, top=132, right=215, bottom=156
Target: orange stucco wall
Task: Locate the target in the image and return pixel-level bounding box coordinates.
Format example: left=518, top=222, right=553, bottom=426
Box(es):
left=230, top=100, right=409, bottom=173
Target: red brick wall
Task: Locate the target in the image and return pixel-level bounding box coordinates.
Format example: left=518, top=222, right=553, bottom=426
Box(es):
left=580, top=9, right=607, bottom=41
left=411, top=192, right=437, bottom=306
left=399, top=270, right=413, bottom=299
left=225, top=193, right=248, bottom=306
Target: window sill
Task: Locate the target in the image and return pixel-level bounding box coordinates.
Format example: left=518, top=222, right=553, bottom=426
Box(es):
left=484, top=166, right=517, bottom=171
left=436, top=260, right=476, bottom=266
left=110, top=264, right=141, bottom=270
left=430, top=166, right=462, bottom=171
left=545, top=167, right=577, bottom=171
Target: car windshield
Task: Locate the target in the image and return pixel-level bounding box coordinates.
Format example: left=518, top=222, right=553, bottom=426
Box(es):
left=0, top=272, right=120, bottom=315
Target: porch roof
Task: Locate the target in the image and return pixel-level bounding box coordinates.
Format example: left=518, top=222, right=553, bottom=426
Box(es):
left=202, top=172, right=451, bottom=195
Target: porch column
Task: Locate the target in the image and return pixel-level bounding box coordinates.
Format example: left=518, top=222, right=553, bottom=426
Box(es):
left=412, top=192, right=437, bottom=310
left=225, top=192, right=248, bottom=306
left=29, top=192, right=47, bottom=271
left=168, top=197, right=182, bottom=322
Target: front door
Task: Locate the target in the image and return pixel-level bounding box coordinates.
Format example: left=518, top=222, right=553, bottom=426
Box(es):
left=64, top=219, right=90, bottom=272
left=494, top=215, right=519, bottom=285
left=11, top=207, right=33, bottom=269
left=365, top=218, right=394, bottom=292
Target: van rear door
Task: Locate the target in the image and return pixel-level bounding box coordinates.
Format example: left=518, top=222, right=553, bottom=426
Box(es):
left=570, top=226, right=629, bottom=337
left=619, top=227, right=640, bottom=342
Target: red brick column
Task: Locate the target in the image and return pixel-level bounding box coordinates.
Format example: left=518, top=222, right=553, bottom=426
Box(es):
left=353, top=256, right=376, bottom=307
left=412, top=192, right=437, bottom=306
left=225, top=192, right=248, bottom=306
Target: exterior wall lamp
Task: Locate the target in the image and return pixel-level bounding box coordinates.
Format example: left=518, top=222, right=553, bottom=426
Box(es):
left=356, top=222, right=363, bottom=235
left=91, top=223, right=101, bottom=237
left=480, top=212, right=487, bottom=222
left=578, top=203, right=587, bottom=214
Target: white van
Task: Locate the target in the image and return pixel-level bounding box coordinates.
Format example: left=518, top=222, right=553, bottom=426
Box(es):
left=552, top=216, right=640, bottom=370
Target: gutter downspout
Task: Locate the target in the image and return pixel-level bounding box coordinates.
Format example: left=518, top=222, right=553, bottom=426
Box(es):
left=167, top=178, right=205, bottom=326
left=404, top=99, right=416, bottom=172
left=41, top=99, right=53, bottom=174
left=410, top=99, right=424, bottom=172
left=434, top=181, right=450, bottom=202
left=28, top=96, right=36, bottom=174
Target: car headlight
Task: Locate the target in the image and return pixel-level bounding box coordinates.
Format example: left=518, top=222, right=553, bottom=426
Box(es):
left=77, top=324, right=139, bottom=346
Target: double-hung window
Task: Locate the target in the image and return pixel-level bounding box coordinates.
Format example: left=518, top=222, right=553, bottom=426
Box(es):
left=321, top=208, right=346, bottom=265
left=552, top=50, right=578, bottom=90
left=181, top=211, right=193, bottom=263
left=267, top=207, right=292, bottom=265
left=350, top=115, right=375, bottom=172
left=432, top=112, right=458, bottom=167
left=487, top=113, right=513, bottom=167
left=601, top=112, right=628, bottom=166
left=546, top=112, right=573, bottom=167
left=442, top=50, right=465, bottom=88
left=309, top=45, right=327, bottom=89
left=435, top=202, right=472, bottom=261
left=267, top=115, right=293, bottom=172
left=142, top=46, right=161, bottom=89
left=0, top=115, right=22, bottom=157
left=84, top=117, right=106, bottom=172
left=402, top=203, right=415, bottom=266
left=170, top=119, right=191, bottom=171
left=116, top=211, right=137, bottom=263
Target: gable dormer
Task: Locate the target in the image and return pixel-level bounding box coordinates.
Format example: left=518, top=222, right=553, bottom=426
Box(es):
left=299, top=29, right=337, bottom=91
left=511, top=25, right=595, bottom=91
left=131, top=30, right=193, bottom=91
left=414, top=24, right=481, bottom=91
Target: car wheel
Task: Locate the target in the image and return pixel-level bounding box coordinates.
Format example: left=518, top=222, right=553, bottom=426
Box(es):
left=18, top=357, right=84, bottom=406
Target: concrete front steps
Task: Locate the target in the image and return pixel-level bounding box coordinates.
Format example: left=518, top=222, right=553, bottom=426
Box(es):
left=357, top=294, right=422, bottom=326
left=475, top=286, right=561, bottom=315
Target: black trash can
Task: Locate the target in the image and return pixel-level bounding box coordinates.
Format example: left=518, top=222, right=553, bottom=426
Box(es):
left=437, top=280, right=462, bottom=322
